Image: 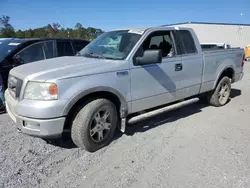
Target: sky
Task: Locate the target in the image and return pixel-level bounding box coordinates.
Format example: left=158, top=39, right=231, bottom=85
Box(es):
left=0, top=0, right=249, bottom=31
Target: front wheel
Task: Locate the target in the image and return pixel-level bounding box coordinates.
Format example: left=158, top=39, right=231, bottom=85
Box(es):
left=71, top=98, right=118, bottom=152
left=207, top=76, right=231, bottom=107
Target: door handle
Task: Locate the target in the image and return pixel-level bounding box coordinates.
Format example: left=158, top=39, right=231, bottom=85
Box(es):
left=175, top=63, right=183, bottom=71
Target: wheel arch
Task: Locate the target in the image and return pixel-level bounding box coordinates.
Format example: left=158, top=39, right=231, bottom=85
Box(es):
left=62, top=87, right=129, bottom=129
left=213, top=66, right=235, bottom=89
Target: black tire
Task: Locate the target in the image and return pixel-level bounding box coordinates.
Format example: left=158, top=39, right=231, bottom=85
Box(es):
left=207, top=76, right=231, bottom=107
left=71, top=98, right=118, bottom=152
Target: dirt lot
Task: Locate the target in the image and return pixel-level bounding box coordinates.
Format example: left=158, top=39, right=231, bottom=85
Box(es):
left=1, top=63, right=250, bottom=188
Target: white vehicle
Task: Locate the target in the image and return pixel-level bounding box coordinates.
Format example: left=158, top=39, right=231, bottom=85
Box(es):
left=5, top=26, right=245, bottom=152
left=201, top=43, right=231, bottom=50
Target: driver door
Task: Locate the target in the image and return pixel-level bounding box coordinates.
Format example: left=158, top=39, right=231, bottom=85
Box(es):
left=130, top=30, right=184, bottom=113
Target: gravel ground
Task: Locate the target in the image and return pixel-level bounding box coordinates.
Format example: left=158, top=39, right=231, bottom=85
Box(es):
left=1, top=63, right=250, bottom=188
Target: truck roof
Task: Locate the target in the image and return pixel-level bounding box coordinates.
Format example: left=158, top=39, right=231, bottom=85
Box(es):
left=109, top=26, right=185, bottom=35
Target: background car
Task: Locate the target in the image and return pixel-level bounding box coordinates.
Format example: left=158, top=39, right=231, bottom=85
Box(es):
left=0, top=38, right=90, bottom=89
left=201, top=43, right=231, bottom=50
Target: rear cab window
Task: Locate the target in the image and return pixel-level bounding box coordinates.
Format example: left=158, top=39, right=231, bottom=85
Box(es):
left=172, top=30, right=197, bottom=55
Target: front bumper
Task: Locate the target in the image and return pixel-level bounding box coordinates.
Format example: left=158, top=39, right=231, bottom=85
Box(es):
left=5, top=90, right=66, bottom=138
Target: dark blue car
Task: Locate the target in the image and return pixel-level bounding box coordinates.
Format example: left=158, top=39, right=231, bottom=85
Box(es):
left=0, top=37, right=89, bottom=89
left=0, top=38, right=89, bottom=109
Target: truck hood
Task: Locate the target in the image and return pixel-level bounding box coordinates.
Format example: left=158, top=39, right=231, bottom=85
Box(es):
left=10, top=56, right=127, bottom=81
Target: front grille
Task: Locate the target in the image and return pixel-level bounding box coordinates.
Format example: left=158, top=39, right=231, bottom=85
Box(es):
left=8, top=75, right=23, bottom=99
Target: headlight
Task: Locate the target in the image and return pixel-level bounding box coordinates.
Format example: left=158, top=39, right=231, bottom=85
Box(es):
left=24, top=82, right=58, bottom=100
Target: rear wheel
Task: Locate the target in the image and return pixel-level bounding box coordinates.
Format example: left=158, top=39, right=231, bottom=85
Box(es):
left=71, top=98, right=118, bottom=152
left=207, top=76, right=231, bottom=107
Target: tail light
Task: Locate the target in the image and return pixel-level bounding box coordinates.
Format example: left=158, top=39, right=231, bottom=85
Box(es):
left=242, top=54, right=245, bottom=67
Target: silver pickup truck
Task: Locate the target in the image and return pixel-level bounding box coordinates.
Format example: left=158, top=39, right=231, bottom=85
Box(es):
left=5, top=26, right=245, bottom=152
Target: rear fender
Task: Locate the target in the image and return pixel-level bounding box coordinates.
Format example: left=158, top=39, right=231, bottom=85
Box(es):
left=213, top=66, right=235, bottom=89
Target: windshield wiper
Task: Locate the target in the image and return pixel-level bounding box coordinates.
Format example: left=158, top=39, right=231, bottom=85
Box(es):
left=83, top=52, right=106, bottom=59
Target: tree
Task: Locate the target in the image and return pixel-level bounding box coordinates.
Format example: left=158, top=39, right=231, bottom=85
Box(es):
left=47, top=23, right=61, bottom=37
left=65, top=28, right=74, bottom=38
left=86, top=27, right=98, bottom=41
left=15, top=29, right=25, bottom=38
left=33, top=27, right=48, bottom=38
left=0, top=15, right=14, bottom=30
left=74, top=23, right=88, bottom=39
left=0, top=15, right=15, bottom=37
left=75, top=23, right=83, bottom=30
left=0, top=15, right=105, bottom=40
left=24, top=29, right=34, bottom=38
left=57, top=27, right=68, bottom=38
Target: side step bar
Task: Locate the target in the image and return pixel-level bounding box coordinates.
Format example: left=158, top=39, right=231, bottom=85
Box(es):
left=127, top=97, right=200, bottom=124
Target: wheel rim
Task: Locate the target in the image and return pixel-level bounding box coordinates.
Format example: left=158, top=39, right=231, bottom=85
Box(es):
left=218, top=83, right=230, bottom=104
left=90, top=108, right=112, bottom=142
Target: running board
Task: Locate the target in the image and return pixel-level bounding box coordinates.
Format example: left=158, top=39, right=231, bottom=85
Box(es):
left=127, top=97, right=200, bottom=124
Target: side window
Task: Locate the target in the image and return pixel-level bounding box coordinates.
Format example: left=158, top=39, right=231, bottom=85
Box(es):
left=178, top=30, right=197, bottom=54
left=134, top=30, right=176, bottom=59
left=73, top=41, right=89, bottom=53
left=57, top=41, right=74, bottom=56
left=43, top=41, right=55, bottom=59
left=16, top=42, right=45, bottom=64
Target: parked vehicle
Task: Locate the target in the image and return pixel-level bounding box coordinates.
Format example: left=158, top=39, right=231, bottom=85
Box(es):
left=5, top=26, right=244, bottom=152
left=0, top=38, right=89, bottom=89
left=245, top=45, right=250, bottom=61
left=201, top=43, right=231, bottom=50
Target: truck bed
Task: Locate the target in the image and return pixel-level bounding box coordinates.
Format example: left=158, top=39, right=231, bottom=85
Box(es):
left=200, top=47, right=244, bottom=94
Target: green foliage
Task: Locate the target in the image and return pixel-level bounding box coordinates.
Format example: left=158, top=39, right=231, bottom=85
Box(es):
left=0, top=15, right=15, bottom=37
left=15, top=29, right=25, bottom=38
left=0, top=15, right=105, bottom=40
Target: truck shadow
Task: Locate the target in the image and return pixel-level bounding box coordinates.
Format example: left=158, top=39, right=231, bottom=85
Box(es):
left=124, top=102, right=208, bottom=136
left=45, top=88, right=241, bottom=149
left=230, top=88, right=241, bottom=98
left=44, top=132, right=77, bottom=149
left=119, top=88, right=242, bottom=137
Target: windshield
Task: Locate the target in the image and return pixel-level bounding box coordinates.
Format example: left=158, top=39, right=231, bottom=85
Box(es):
left=77, top=30, right=142, bottom=60
left=0, top=39, right=21, bottom=62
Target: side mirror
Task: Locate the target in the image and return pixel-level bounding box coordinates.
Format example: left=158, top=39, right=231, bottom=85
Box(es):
left=135, top=49, right=162, bottom=65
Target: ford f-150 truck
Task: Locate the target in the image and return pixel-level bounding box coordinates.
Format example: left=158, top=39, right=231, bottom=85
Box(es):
left=5, top=26, right=245, bottom=152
